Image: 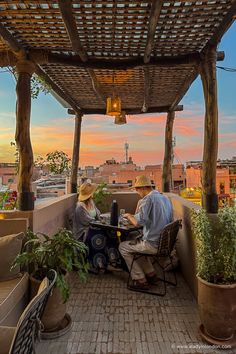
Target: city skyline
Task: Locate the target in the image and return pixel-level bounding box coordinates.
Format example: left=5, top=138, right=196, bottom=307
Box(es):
left=0, top=23, right=235, bottom=168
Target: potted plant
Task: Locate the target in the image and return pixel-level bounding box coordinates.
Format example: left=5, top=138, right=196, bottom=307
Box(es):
left=13, top=228, right=89, bottom=336
left=93, top=182, right=111, bottom=213
left=191, top=206, right=236, bottom=346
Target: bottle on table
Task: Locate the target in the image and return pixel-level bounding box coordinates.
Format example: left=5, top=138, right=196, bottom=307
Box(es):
left=110, top=200, right=118, bottom=226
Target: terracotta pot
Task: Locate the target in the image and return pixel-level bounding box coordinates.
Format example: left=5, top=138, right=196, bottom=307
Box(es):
left=30, top=274, right=67, bottom=332
left=198, top=276, right=236, bottom=341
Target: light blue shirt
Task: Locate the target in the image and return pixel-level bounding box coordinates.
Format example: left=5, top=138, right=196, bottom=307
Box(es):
left=134, top=190, right=173, bottom=247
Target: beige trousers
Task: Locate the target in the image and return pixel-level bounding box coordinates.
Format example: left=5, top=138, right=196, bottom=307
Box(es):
left=119, top=239, right=157, bottom=280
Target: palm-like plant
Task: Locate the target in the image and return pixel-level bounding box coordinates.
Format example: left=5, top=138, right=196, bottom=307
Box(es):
left=13, top=228, right=89, bottom=302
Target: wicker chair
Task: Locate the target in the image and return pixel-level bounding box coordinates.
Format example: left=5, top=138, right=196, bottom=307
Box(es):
left=127, top=220, right=182, bottom=296
left=0, top=270, right=56, bottom=354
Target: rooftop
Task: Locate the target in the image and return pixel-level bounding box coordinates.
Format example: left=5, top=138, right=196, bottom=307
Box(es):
left=0, top=1, right=235, bottom=114
left=37, top=271, right=235, bottom=354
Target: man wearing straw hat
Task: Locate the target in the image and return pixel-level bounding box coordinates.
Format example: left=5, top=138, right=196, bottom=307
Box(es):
left=119, top=175, right=173, bottom=290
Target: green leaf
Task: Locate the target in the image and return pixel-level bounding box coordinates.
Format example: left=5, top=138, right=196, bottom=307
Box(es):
left=12, top=227, right=89, bottom=301
left=191, top=207, right=236, bottom=284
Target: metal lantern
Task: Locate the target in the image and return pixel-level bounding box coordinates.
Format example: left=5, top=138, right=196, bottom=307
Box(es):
left=106, top=96, right=122, bottom=116
left=114, top=111, right=127, bottom=125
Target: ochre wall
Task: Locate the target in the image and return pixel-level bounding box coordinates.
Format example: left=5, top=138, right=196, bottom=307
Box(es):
left=167, top=193, right=200, bottom=298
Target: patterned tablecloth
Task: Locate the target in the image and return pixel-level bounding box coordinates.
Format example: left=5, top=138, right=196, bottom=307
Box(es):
left=87, top=221, right=142, bottom=271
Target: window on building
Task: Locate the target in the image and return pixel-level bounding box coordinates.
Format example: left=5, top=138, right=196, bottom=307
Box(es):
left=219, top=182, right=225, bottom=194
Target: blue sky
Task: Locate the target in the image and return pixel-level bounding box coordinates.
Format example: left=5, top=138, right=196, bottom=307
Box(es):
left=0, top=22, right=235, bottom=167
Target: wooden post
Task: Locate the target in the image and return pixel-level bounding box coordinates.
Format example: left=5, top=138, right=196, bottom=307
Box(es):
left=15, top=60, right=35, bottom=210
left=162, top=111, right=175, bottom=192
left=200, top=46, right=218, bottom=213
left=70, top=113, right=82, bottom=193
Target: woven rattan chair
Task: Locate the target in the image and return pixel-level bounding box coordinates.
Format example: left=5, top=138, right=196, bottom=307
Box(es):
left=127, top=220, right=182, bottom=296
left=0, top=269, right=56, bottom=354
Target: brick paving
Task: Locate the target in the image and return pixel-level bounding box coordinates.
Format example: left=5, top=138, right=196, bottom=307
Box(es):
left=37, top=271, right=234, bottom=354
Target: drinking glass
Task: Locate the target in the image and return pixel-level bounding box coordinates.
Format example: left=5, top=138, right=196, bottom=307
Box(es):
left=119, top=209, right=126, bottom=225
left=120, top=208, right=125, bottom=216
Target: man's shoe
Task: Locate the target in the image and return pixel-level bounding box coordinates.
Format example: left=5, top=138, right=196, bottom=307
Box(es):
left=129, top=280, right=150, bottom=291
left=146, top=274, right=159, bottom=285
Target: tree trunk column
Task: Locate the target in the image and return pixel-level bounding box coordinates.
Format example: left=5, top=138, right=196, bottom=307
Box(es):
left=70, top=113, right=82, bottom=193
left=162, top=111, right=175, bottom=192
left=15, top=60, right=35, bottom=211
left=200, top=46, right=218, bottom=213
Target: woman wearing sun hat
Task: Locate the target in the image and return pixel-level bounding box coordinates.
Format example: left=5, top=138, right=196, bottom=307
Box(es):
left=73, top=180, right=101, bottom=242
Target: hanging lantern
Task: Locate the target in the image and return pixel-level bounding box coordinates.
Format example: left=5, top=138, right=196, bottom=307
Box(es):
left=114, top=111, right=127, bottom=125
left=106, top=96, right=121, bottom=116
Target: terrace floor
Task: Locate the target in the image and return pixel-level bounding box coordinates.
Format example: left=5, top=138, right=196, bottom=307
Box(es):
left=37, top=271, right=234, bottom=354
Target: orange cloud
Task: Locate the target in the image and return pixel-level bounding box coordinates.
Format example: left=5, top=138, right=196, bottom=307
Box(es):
left=128, top=114, right=166, bottom=124
left=1, top=105, right=236, bottom=168
left=175, top=125, right=200, bottom=136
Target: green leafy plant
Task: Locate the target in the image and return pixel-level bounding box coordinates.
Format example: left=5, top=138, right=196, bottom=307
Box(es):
left=92, top=182, right=111, bottom=213
left=12, top=228, right=89, bottom=302
left=30, top=74, right=51, bottom=99
left=46, top=150, right=71, bottom=175
left=191, top=206, right=236, bottom=284
left=9, top=67, right=50, bottom=99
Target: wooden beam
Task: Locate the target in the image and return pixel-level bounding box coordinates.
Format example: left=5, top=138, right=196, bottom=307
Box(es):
left=58, top=0, right=106, bottom=103
left=206, top=2, right=236, bottom=48
left=87, top=68, right=106, bottom=104
left=74, top=105, right=183, bottom=115
left=70, top=113, right=82, bottom=193
left=58, top=0, right=88, bottom=62
left=0, top=50, right=17, bottom=67
left=0, top=25, right=81, bottom=114
left=15, top=60, right=35, bottom=210
left=29, top=50, right=209, bottom=69
left=0, top=22, right=23, bottom=53
left=169, top=70, right=199, bottom=112
left=0, top=48, right=224, bottom=70
left=144, top=0, right=163, bottom=63
left=200, top=46, right=218, bottom=213
left=168, top=53, right=224, bottom=112
left=35, top=65, right=81, bottom=114
left=162, top=111, right=175, bottom=192
left=142, top=67, right=150, bottom=112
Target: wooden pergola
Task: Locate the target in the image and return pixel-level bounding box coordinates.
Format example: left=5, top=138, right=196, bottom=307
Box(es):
left=0, top=1, right=235, bottom=212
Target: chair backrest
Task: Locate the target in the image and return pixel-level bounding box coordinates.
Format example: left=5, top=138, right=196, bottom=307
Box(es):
left=157, top=220, right=182, bottom=256
left=9, top=269, right=57, bottom=354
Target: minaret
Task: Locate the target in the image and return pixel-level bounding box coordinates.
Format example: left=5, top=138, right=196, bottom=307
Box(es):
left=124, top=142, right=129, bottom=163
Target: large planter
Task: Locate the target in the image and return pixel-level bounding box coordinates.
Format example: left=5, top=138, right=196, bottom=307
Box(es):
left=198, top=276, right=236, bottom=346
left=30, top=274, right=72, bottom=337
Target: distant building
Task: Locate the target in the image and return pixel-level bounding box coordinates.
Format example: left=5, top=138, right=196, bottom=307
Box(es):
left=0, top=163, right=17, bottom=186
left=107, top=163, right=185, bottom=192
left=186, top=158, right=236, bottom=206
left=84, top=166, right=96, bottom=178
left=98, top=157, right=139, bottom=177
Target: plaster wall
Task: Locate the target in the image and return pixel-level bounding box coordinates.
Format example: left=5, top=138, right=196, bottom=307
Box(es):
left=167, top=193, right=200, bottom=298
left=0, top=218, right=28, bottom=237
left=0, top=194, right=77, bottom=236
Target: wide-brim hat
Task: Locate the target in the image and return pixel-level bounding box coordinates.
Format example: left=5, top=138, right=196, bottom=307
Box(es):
left=79, top=182, right=97, bottom=202
left=130, top=175, right=153, bottom=189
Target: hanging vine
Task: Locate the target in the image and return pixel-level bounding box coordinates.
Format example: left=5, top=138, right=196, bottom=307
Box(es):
left=7, top=66, right=50, bottom=99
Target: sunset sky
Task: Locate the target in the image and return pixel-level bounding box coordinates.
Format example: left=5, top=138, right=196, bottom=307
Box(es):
left=0, top=22, right=235, bottom=168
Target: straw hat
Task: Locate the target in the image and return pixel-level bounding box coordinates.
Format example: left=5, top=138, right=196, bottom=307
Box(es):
left=132, top=175, right=152, bottom=188
left=79, top=182, right=97, bottom=202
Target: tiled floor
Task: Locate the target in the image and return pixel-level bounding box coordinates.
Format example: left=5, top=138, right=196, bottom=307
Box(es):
left=37, top=271, right=234, bottom=354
